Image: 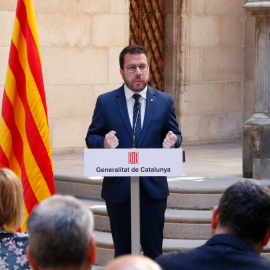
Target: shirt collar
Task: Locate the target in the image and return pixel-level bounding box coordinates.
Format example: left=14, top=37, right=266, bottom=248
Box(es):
left=124, top=84, right=147, bottom=100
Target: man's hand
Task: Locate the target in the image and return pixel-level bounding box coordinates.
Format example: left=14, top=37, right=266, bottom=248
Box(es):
left=163, top=131, right=177, bottom=148
left=104, top=131, right=119, bottom=149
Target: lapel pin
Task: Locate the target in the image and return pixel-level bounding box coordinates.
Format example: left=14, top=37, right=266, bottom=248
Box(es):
left=151, top=99, right=153, bottom=102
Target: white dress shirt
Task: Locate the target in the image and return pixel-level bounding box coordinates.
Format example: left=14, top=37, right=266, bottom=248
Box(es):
left=124, top=84, right=147, bottom=129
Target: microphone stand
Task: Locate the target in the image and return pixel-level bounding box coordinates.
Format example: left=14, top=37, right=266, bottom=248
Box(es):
left=131, top=102, right=141, bottom=255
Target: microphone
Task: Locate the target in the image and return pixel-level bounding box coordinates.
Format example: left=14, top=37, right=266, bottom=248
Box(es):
left=133, top=103, right=141, bottom=148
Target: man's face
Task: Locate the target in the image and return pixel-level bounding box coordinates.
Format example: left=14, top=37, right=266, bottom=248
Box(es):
left=120, top=53, right=150, bottom=92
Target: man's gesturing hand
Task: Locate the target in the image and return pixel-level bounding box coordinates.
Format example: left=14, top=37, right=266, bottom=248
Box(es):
left=163, top=131, right=177, bottom=148
left=104, top=131, right=119, bottom=149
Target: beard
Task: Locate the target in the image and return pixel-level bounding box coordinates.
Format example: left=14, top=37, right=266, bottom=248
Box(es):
left=123, top=74, right=149, bottom=92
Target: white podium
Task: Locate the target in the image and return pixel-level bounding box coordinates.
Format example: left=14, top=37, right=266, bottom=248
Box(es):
left=84, top=148, right=183, bottom=255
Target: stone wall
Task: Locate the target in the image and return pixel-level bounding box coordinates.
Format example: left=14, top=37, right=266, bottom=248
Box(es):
left=179, top=0, right=255, bottom=144
left=0, top=0, right=129, bottom=153
left=0, top=0, right=256, bottom=152
left=243, top=8, right=255, bottom=123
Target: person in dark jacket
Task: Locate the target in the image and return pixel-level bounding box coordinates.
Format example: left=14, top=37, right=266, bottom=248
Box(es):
left=85, top=44, right=182, bottom=259
left=156, top=180, right=270, bottom=270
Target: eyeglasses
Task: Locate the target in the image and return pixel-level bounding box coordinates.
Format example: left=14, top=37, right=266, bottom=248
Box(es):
left=126, top=64, right=148, bottom=73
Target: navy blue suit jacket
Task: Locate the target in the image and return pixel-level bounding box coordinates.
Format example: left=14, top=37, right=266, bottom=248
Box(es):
left=85, top=85, right=182, bottom=203
left=156, top=234, right=270, bottom=270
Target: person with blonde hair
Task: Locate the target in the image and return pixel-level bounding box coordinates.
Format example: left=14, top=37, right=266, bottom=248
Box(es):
left=0, top=168, right=31, bottom=269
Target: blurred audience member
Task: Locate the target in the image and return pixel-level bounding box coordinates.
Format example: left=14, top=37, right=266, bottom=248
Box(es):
left=104, top=254, right=162, bottom=270
left=156, top=180, right=270, bottom=270
left=0, top=168, right=31, bottom=270
left=26, top=195, right=95, bottom=270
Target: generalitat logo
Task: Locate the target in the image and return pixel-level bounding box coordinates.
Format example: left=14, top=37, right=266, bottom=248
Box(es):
left=128, top=152, right=139, bottom=164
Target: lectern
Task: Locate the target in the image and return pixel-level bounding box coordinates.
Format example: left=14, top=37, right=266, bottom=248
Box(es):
left=84, top=148, right=183, bottom=255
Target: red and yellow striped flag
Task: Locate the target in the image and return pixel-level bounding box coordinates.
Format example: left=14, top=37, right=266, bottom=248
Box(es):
left=0, top=0, right=55, bottom=231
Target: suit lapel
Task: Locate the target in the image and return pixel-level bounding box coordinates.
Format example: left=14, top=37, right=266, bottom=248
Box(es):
left=115, top=86, right=133, bottom=139
left=138, top=86, right=156, bottom=147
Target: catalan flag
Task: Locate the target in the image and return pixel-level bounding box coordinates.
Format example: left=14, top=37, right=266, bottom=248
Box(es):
left=0, top=0, right=55, bottom=231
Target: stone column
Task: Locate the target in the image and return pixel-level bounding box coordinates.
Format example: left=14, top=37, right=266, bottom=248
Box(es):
left=243, top=1, right=270, bottom=179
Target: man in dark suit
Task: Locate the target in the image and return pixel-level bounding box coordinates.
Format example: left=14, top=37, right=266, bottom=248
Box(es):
left=85, top=44, right=182, bottom=259
left=156, top=180, right=270, bottom=270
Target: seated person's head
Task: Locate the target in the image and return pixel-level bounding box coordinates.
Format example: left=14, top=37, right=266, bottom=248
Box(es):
left=212, top=180, right=270, bottom=252
left=104, top=254, right=163, bottom=270
left=0, top=168, right=23, bottom=230
left=26, top=195, right=95, bottom=270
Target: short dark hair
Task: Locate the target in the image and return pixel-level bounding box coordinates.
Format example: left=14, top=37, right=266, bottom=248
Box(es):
left=218, top=180, right=270, bottom=243
left=119, top=44, right=150, bottom=69
left=27, top=195, right=94, bottom=268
